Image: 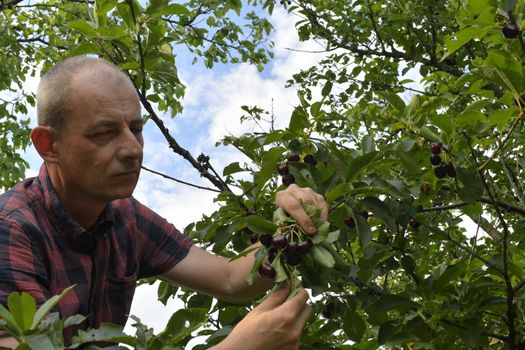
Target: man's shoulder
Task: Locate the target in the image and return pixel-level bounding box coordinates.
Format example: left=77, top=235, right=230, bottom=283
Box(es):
left=0, top=177, right=41, bottom=223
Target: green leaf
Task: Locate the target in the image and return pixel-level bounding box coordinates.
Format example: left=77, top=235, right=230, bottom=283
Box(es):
left=311, top=245, right=335, bottom=268
left=379, top=91, right=406, bottom=112
left=488, top=109, right=514, bottom=131
left=32, top=285, right=75, bottom=330
left=361, top=135, right=375, bottom=153
left=486, top=50, right=525, bottom=94
left=457, top=166, right=483, bottom=203
left=149, top=3, right=190, bottom=18
left=120, top=61, right=141, bottom=70
left=360, top=197, right=397, bottom=233
left=116, top=1, right=139, bottom=31
left=243, top=215, right=277, bottom=235
left=70, top=323, right=133, bottom=348
left=418, top=126, right=440, bottom=141
left=246, top=246, right=268, bottom=285
left=442, top=25, right=493, bottom=61
left=396, top=149, right=421, bottom=176
left=8, top=292, right=35, bottom=332
left=64, top=314, right=87, bottom=328
left=375, top=294, right=417, bottom=313
left=288, top=106, right=308, bottom=134
left=160, top=308, right=208, bottom=344
left=321, top=81, right=333, bottom=97
left=25, top=334, right=58, bottom=350
left=0, top=303, right=22, bottom=336
left=223, top=162, right=245, bottom=176
left=311, top=221, right=330, bottom=244
left=343, top=309, right=366, bottom=342
left=255, top=146, right=285, bottom=187
left=355, top=214, right=371, bottom=248
left=272, top=257, right=289, bottom=283
left=68, top=42, right=100, bottom=56
left=345, top=151, right=380, bottom=181
left=68, top=20, right=97, bottom=37
left=95, top=0, right=118, bottom=20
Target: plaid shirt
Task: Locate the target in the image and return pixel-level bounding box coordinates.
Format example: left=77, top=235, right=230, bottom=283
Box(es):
left=0, top=165, right=193, bottom=344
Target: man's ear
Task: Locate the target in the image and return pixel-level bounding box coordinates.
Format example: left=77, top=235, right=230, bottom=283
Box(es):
left=31, top=126, right=59, bottom=162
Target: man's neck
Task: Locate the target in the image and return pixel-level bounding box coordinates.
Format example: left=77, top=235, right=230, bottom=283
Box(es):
left=46, top=164, right=106, bottom=229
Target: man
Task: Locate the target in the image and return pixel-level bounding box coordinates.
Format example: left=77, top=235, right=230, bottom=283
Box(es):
left=0, top=56, right=328, bottom=349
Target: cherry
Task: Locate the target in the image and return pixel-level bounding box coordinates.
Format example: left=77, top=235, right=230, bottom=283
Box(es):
left=286, top=254, right=302, bottom=266
left=322, top=300, right=335, bottom=318
left=249, top=235, right=259, bottom=244
left=271, top=235, right=288, bottom=249
left=434, top=165, right=447, bottom=178
left=430, top=142, right=442, bottom=155
left=344, top=217, right=356, bottom=228
left=297, top=240, right=313, bottom=254
left=259, top=233, right=273, bottom=247
left=277, top=163, right=289, bottom=176
left=502, top=24, right=520, bottom=39
left=409, top=218, right=421, bottom=228
left=430, top=154, right=442, bottom=166
left=303, top=154, right=317, bottom=166
left=443, top=162, right=456, bottom=177
left=281, top=174, right=296, bottom=187
left=285, top=241, right=300, bottom=255
left=359, top=211, right=370, bottom=219
left=258, top=263, right=276, bottom=279
left=287, top=154, right=300, bottom=162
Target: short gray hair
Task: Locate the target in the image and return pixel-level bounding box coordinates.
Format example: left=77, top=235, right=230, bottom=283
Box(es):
left=36, top=56, right=129, bottom=132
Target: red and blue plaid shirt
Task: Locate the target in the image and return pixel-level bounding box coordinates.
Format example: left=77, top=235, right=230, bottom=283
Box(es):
left=0, top=164, right=193, bottom=344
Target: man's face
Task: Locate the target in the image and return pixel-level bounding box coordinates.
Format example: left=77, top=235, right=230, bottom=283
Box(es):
left=54, top=66, right=144, bottom=203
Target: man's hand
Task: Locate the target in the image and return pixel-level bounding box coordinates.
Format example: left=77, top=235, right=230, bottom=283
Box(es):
left=275, top=184, right=329, bottom=235
left=212, top=284, right=312, bottom=350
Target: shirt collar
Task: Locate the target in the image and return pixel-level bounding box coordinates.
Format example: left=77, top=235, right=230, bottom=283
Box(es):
left=37, top=164, right=114, bottom=252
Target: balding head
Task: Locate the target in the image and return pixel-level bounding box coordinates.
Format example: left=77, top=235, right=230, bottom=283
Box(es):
left=36, top=56, right=135, bottom=133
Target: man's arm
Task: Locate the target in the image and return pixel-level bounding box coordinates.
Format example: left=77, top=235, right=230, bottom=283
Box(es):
left=160, top=184, right=329, bottom=303
left=161, top=243, right=272, bottom=303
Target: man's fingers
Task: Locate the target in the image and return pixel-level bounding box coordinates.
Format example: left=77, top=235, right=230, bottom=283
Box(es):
left=278, top=287, right=310, bottom=316
left=254, top=283, right=291, bottom=313
left=275, top=184, right=329, bottom=235
left=296, top=300, right=313, bottom=328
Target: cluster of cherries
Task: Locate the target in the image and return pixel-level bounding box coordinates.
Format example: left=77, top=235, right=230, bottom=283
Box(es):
left=257, top=232, right=313, bottom=279
left=277, top=153, right=318, bottom=187
left=429, top=142, right=456, bottom=178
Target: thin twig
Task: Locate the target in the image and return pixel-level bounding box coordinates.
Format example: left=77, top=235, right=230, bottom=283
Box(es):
left=141, top=165, right=221, bottom=193
left=479, top=113, right=523, bottom=171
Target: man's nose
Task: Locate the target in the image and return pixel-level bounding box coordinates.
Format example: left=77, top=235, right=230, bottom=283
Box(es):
left=118, top=129, right=143, bottom=160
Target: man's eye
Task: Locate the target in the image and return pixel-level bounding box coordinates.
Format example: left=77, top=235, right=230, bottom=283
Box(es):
left=89, top=130, right=115, bottom=141
left=131, top=127, right=143, bottom=134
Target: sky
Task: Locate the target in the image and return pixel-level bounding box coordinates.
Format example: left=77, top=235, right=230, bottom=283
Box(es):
left=15, top=5, right=328, bottom=347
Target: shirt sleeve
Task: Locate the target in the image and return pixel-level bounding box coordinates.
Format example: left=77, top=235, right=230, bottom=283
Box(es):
left=130, top=198, right=194, bottom=278
left=0, top=215, right=51, bottom=307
